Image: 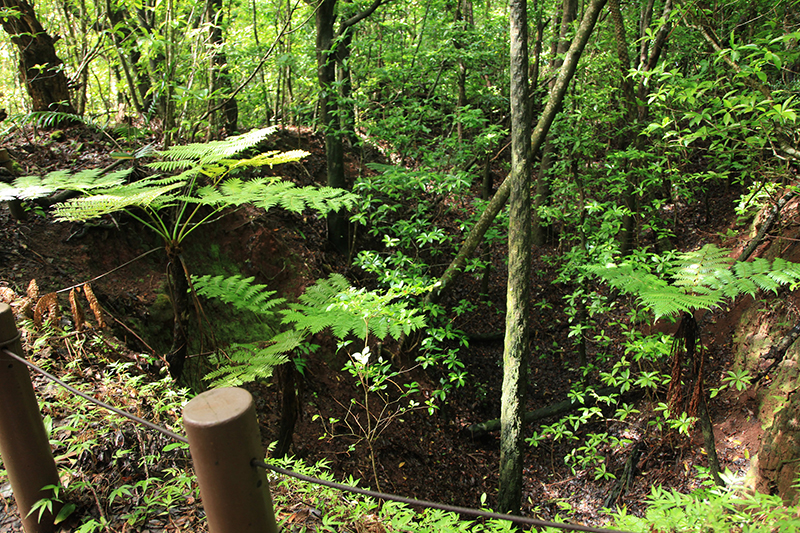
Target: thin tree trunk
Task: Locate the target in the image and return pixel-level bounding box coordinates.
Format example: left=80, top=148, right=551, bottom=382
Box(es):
left=609, top=0, right=637, bottom=254
left=499, top=0, right=531, bottom=514
left=532, top=0, right=577, bottom=245
left=316, top=0, right=384, bottom=255
left=317, top=0, right=348, bottom=254
left=698, top=394, right=724, bottom=485
left=273, top=361, right=299, bottom=458
left=207, top=0, right=238, bottom=138
left=738, top=191, right=797, bottom=262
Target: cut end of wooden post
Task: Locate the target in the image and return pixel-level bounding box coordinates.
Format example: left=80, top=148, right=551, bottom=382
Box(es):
left=183, top=387, right=253, bottom=428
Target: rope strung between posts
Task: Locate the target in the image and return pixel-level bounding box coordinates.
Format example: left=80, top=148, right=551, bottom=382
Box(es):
left=255, top=459, right=632, bottom=533
left=1, top=347, right=188, bottom=444
left=2, top=346, right=633, bottom=533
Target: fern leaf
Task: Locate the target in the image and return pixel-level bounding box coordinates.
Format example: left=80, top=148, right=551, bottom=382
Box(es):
left=205, top=331, right=299, bottom=387
left=0, top=168, right=133, bottom=201
left=673, top=245, right=732, bottom=288
left=192, top=274, right=284, bottom=315
left=52, top=178, right=186, bottom=221
left=153, top=127, right=278, bottom=164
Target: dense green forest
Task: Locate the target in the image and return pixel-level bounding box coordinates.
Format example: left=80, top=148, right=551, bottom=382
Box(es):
left=1, top=0, right=800, bottom=529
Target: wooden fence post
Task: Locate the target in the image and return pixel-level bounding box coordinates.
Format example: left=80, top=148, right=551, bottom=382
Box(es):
left=183, top=387, right=278, bottom=533
left=0, top=303, right=60, bottom=533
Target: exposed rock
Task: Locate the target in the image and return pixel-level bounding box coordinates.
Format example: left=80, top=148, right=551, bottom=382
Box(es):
left=756, top=388, right=800, bottom=504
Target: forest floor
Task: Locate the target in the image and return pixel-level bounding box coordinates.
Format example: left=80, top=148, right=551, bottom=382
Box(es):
left=0, top=124, right=778, bottom=531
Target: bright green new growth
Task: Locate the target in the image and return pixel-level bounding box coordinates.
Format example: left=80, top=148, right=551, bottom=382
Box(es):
left=589, top=244, right=800, bottom=319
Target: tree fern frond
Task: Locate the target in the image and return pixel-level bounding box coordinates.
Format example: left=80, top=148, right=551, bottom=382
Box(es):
left=257, top=185, right=358, bottom=214
left=672, top=245, right=732, bottom=288
left=226, top=150, right=310, bottom=170
left=146, top=160, right=198, bottom=173
left=591, top=245, right=800, bottom=319
left=153, top=127, right=278, bottom=164
left=191, top=274, right=285, bottom=315
left=205, top=332, right=298, bottom=388
left=769, top=258, right=800, bottom=286
left=0, top=168, right=133, bottom=201
left=584, top=263, right=668, bottom=295
left=283, top=274, right=426, bottom=342
left=52, top=177, right=186, bottom=221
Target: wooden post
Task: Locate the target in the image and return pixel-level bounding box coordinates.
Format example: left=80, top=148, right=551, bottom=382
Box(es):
left=183, top=387, right=277, bottom=533
left=0, top=303, right=60, bottom=533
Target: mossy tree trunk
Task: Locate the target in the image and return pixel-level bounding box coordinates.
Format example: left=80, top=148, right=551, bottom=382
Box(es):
left=0, top=0, right=77, bottom=114
left=498, top=0, right=531, bottom=514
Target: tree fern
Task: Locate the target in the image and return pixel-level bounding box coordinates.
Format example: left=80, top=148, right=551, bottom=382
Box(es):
left=14, top=128, right=359, bottom=381
left=589, top=244, right=800, bottom=319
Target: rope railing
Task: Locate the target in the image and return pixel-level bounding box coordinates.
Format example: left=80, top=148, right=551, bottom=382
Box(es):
left=1, top=347, right=188, bottom=444
left=0, top=345, right=634, bottom=533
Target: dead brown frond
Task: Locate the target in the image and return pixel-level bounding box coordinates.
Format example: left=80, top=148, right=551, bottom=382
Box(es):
left=84, top=283, right=105, bottom=329
left=34, top=292, right=60, bottom=328
left=70, top=288, right=86, bottom=331
left=0, top=286, right=16, bottom=304
left=27, top=278, right=39, bottom=300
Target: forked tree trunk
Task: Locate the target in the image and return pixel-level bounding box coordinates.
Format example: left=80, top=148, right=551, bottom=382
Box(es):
left=429, top=0, right=608, bottom=304
left=0, top=0, right=77, bottom=114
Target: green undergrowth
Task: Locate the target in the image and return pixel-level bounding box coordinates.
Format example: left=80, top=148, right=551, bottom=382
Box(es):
left=2, top=318, right=800, bottom=532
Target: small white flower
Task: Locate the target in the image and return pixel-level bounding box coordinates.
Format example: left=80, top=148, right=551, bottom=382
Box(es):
left=353, top=346, right=371, bottom=366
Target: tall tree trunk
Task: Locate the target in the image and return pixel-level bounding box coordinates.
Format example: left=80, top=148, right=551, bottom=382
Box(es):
left=454, top=0, right=471, bottom=144
left=207, top=0, right=238, bottom=138
left=106, top=0, right=151, bottom=116
left=430, top=0, right=608, bottom=304
left=499, top=0, right=531, bottom=514
left=0, top=0, right=77, bottom=114
left=609, top=0, right=637, bottom=254
left=315, top=0, right=384, bottom=256
left=316, top=0, right=349, bottom=255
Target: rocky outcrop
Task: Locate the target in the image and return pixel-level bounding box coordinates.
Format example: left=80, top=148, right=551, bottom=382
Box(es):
left=756, top=388, right=800, bottom=505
